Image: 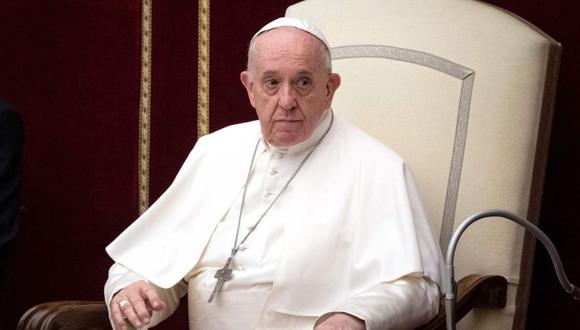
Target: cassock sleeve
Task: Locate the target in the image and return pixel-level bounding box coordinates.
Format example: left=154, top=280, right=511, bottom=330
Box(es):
left=104, top=263, right=188, bottom=329
left=314, top=275, right=440, bottom=330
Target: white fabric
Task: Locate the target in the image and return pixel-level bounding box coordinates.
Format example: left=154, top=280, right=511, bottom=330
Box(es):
left=106, top=113, right=442, bottom=318
left=185, top=110, right=334, bottom=299
left=104, top=112, right=440, bottom=329
left=105, top=266, right=440, bottom=330
left=253, top=17, right=330, bottom=50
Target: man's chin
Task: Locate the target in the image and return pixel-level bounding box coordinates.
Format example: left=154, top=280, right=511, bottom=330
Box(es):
left=267, top=132, right=306, bottom=147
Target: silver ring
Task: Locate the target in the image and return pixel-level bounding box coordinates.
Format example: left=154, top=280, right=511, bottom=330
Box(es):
left=119, top=299, right=131, bottom=309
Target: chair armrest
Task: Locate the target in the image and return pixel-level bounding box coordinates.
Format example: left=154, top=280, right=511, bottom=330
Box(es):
left=417, top=274, right=507, bottom=330
left=17, top=300, right=110, bottom=330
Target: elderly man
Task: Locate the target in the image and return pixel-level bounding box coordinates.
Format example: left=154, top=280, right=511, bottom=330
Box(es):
left=105, top=18, right=442, bottom=330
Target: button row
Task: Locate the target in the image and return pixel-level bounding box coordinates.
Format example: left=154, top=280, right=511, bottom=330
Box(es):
left=263, top=191, right=273, bottom=199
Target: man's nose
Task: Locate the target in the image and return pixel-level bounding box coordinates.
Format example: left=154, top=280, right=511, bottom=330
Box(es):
left=278, top=84, right=297, bottom=111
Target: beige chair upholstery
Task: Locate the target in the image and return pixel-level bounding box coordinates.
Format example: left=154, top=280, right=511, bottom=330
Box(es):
left=286, top=0, right=561, bottom=328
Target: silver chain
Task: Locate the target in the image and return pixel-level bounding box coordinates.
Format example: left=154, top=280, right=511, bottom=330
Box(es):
left=232, top=111, right=334, bottom=257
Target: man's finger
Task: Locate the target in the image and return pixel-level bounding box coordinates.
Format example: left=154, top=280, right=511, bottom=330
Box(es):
left=141, top=283, right=165, bottom=311
left=120, top=300, right=143, bottom=328
left=129, top=296, right=151, bottom=324
left=111, top=301, right=128, bottom=330
left=126, top=290, right=150, bottom=325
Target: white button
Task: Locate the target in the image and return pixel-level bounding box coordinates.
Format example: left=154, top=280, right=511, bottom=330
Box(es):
left=247, top=224, right=256, bottom=231
left=238, top=244, right=247, bottom=251
left=237, top=266, right=245, bottom=271
left=270, top=169, right=278, bottom=176
left=273, top=152, right=283, bottom=159
left=263, top=191, right=273, bottom=199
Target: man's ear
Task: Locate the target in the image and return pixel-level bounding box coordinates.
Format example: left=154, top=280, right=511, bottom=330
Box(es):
left=326, top=73, right=341, bottom=101
left=240, top=71, right=256, bottom=108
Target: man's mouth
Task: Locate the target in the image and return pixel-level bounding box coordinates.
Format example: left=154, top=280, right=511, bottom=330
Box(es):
left=273, top=119, right=301, bottom=123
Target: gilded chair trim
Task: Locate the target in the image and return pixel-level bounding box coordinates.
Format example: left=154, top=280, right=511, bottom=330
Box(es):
left=331, top=45, right=475, bottom=252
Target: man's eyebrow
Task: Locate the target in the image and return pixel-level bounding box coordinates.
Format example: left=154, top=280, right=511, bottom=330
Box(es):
left=261, top=71, right=279, bottom=77
left=259, top=70, right=314, bottom=79
left=297, top=70, right=313, bottom=76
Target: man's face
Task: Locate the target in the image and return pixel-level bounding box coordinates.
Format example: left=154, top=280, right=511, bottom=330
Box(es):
left=241, top=28, right=341, bottom=147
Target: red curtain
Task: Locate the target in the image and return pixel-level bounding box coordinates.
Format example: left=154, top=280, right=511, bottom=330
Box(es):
left=0, top=1, right=295, bottom=328
left=0, top=1, right=141, bottom=328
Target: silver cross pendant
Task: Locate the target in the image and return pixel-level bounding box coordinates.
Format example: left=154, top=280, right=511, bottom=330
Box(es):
left=208, top=257, right=234, bottom=303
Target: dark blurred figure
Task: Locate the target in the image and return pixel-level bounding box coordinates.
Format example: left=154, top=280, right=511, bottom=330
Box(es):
left=0, top=99, right=23, bottom=294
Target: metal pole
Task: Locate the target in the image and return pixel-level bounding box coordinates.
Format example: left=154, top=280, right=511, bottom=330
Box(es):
left=444, top=209, right=579, bottom=330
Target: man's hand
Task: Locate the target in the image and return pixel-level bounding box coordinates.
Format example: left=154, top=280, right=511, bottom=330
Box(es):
left=110, top=280, right=165, bottom=330
left=315, top=312, right=366, bottom=330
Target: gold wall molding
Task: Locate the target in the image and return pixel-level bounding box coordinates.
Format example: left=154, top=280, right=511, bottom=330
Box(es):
left=138, top=0, right=208, bottom=213
left=197, top=0, right=210, bottom=137
left=138, top=0, right=152, bottom=214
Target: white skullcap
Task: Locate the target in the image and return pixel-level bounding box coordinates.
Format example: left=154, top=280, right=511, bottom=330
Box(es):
left=252, top=17, right=330, bottom=49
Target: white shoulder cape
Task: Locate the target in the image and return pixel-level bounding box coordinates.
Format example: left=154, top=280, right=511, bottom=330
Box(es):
left=106, top=115, right=442, bottom=315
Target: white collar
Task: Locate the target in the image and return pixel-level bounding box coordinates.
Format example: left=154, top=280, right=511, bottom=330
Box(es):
left=262, top=109, right=331, bottom=155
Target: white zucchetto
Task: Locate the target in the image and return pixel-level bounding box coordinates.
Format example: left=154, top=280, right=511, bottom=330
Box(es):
left=252, top=17, right=330, bottom=49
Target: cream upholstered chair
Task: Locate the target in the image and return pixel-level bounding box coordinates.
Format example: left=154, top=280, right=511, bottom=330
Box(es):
left=285, top=0, right=560, bottom=329
left=17, top=0, right=561, bottom=329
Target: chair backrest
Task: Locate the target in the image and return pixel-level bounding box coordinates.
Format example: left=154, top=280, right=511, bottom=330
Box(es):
left=286, top=0, right=561, bottom=328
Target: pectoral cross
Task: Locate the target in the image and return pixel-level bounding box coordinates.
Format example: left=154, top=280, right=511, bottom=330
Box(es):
left=208, top=256, right=234, bottom=303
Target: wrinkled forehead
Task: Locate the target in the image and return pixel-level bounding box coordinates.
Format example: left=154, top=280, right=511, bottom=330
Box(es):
left=251, top=28, right=327, bottom=72
left=253, top=27, right=324, bottom=54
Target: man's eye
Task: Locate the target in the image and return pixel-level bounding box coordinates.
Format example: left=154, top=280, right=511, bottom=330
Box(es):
left=264, top=80, right=279, bottom=88
left=296, top=78, right=312, bottom=89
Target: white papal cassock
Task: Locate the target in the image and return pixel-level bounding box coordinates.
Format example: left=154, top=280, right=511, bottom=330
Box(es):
left=105, top=110, right=443, bottom=329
